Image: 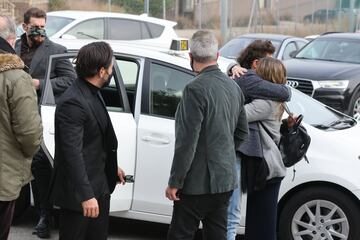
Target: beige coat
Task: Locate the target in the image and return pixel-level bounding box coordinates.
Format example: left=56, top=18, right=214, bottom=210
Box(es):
left=0, top=53, right=43, bottom=201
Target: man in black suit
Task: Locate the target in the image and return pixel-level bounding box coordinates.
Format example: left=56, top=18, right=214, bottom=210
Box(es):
left=15, top=8, right=76, bottom=238
left=52, top=41, right=125, bottom=240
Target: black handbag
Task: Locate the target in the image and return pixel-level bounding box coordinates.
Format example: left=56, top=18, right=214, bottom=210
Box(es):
left=279, top=104, right=311, bottom=168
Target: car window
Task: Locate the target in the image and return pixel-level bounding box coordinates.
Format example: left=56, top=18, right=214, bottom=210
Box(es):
left=146, top=22, right=165, bottom=38
left=283, top=42, right=297, bottom=60
left=46, top=16, right=74, bottom=37
left=112, top=58, right=139, bottom=113
left=43, top=55, right=126, bottom=112
left=115, top=59, right=138, bottom=88
left=296, top=40, right=307, bottom=50
left=65, top=18, right=104, bottom=39
left=296, top=38, right=360, bottom=63
left=108, top=19, right=142, bottom=40
left=220, top=38, right=281, bottom=59
left=149, top=63, right=193, bottom=118
left=141, top=22, right=151, bottom=39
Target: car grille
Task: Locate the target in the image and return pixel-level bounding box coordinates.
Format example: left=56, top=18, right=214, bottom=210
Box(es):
left=287, top=78, right=314, bottom=96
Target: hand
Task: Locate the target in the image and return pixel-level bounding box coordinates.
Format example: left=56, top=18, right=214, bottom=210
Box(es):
left=33, top=79, right=40, bottom=90
left=165, top=186, right=180, bottom=201
left=287, top=114, right=297, bottom=128
left=117, top=167, right=125, bottom=185
left=81, top=198, right=99, bottom=218
left=230, top=65, right=247, bottom=79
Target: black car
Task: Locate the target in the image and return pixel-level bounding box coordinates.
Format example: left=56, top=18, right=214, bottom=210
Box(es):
left=285, top=33, right=360, bottom=117
left=303, top=9, right=338, bottom=23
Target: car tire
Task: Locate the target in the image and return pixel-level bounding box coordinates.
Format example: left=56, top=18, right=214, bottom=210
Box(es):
left=13, top=183, right=30, bottom=220
left=348, top=90, right=360, bottom=118
left=278, top=186, right=360, bottom=240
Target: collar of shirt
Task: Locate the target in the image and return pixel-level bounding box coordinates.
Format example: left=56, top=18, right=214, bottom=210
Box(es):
left=81, top=78, right=101, bottom=95
left=199, top=64, right=220, bottom=74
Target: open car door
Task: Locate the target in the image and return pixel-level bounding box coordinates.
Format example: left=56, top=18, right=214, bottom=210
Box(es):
left=40, top=53, right=136, bottom=212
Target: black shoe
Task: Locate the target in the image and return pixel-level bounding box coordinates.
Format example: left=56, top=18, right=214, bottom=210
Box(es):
left=34, top=210, right=51, bottom=239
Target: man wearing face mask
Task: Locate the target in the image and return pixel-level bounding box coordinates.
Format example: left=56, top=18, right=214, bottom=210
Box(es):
left=165, top=30, right=248, bottom=240
left=51, top=41, right=126, bottom=240
left=15, top=7, right=76, bottom=238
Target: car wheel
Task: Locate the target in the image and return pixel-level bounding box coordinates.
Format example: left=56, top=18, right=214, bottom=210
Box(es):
left=278, top=186, right=360, bottom=240
left=348, top=91, right=360, bottom=118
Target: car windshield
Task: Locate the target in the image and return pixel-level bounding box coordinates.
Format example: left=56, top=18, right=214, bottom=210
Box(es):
left=295, top=37, right=360, bottom=64
left=287, top=88, right=355, bottom=129
left=46, top=16, right=74, bottom=37
left=219, top=37, right=281, bottom=59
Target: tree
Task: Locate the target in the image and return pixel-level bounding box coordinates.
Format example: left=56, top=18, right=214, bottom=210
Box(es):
left=49, top=0, right=68, bottom=10
left=113, top=0, right=173, bottom=18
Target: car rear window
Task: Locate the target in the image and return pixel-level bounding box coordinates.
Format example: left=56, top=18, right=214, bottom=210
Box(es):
left=146, top=22, right=165, bottom=38
left=46, top=16, right=74, bottom=37
left=108, top=18, right=142, bottom=40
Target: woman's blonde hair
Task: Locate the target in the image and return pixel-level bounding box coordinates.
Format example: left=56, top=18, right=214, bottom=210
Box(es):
left=256, top=57, right=287, bottom=85
left=256, top=57, right=287, bottom=119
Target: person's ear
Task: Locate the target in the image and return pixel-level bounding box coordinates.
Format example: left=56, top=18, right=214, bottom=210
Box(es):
left=22, top=23, right=27, bottom=31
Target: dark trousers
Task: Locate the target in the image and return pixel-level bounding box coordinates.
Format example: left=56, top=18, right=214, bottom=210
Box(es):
left=31, top=147, right=53, bottom=211
left=244, top=180, right=281, bottom=240
left=59, top=194, right=110, bottom=240
left=167, top=191, right=232, bottom=240
left=0, top=200, right=16, bottom=240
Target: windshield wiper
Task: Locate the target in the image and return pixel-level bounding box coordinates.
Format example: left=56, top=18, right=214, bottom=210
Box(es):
left=328, top=118, right=355, bottom=127
left=313, top=117, right=355, bottom=130
left=294, top=56, right=311, bottom=60
left=311, top=58, right=339, bottom=62
left=77, top=32, right=98, bottom=39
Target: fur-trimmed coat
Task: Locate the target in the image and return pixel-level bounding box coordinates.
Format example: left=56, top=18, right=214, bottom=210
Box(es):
left=0, top=52, right=43, bottom=201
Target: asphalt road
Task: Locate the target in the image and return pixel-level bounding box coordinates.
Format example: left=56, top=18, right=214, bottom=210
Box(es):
left=9, top=208, right=245, bottom=240
left=8, top=208, right=205, bottom=240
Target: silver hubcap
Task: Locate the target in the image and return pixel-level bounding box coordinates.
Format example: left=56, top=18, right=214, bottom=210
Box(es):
left=292, top=200, right=349, bottom=240
left=353, top=97, right=360, bottom=117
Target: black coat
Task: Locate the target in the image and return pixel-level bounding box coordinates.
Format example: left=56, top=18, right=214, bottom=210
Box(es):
left=51, top=78, right=118, bottom=212
left=15, top=35, right=76, bottom=99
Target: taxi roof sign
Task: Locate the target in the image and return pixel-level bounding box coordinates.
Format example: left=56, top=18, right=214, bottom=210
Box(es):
left=170, top=39, right=189, bottom=51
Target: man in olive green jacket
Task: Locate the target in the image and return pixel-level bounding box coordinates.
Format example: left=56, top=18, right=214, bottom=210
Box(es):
left=0, top=15, right=43, bottom=239
left=165, top=30, right=248, bottom=240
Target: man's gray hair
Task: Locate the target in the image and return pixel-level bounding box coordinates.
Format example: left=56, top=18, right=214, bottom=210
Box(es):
left=0, top=15, right=16, bottom=40
left=190, top=30, right=218, bottom=63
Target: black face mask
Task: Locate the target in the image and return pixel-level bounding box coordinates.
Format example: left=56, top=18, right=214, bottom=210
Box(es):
left=102, top=71, right=113, bottom=88
left=28, top=27, right=46, bottom=46
left=190, top=56, right=200, bottom=74
left=29, top=27, right=46, bottom=37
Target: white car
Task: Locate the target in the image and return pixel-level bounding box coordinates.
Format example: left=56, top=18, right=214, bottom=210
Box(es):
left=20, top=11, right=178, bottom=49
left=37, top=40, right=360, bottom=240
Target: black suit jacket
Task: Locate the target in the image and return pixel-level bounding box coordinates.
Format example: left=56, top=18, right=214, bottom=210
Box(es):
left=15, top=35, right=76, bottom=99
left=52, top=78, right=118, bottom=212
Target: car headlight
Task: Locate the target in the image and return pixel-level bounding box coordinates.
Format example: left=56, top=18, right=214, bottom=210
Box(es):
left=318, top=80, right=349, bottom=89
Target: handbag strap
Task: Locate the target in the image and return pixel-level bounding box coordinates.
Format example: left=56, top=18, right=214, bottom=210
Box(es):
left=282, top=103, right=292, bottom=115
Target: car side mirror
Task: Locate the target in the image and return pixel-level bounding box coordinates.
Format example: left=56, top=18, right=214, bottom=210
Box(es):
left=289, top=50, right=298, bottom=58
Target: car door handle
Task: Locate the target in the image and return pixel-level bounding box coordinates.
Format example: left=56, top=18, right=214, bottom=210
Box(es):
left=141, top=135, right=170, bottom=145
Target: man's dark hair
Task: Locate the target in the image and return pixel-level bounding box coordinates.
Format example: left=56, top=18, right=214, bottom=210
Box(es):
left=237, top=40, right=275, bottom=69
left=24, top=8, right=47, bottom=24
left=75, top=41, right=113, bottom=79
